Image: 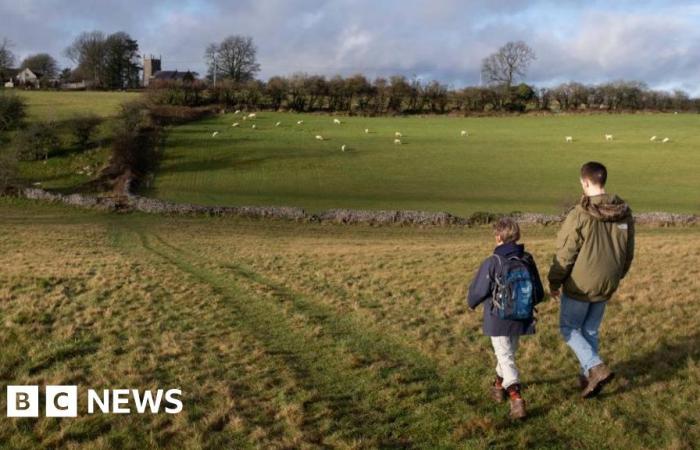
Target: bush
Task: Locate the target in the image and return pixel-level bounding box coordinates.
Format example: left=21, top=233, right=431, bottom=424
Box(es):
left=0, top=93, right=27, bottom=132
left=14, top=121, right=61, bottom=161
left=65, top=114, right=103, bottom=148
left=0, top=147, right=18, bottom=192
left=148, top=105, right=217, bottom=126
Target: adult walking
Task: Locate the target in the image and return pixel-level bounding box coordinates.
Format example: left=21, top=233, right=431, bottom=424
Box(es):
left=549, top=161, right=635, bottom=398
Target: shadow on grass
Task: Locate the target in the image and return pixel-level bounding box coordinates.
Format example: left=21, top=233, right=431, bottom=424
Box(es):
left=605, top=332, right=700, bottom=396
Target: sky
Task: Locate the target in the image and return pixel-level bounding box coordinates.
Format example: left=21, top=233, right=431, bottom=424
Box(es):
left=1, top=0, right=699, bottom=94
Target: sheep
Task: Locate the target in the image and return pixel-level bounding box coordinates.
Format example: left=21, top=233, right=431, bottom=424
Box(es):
left=395, top=132, right=402, bottom=138
left=297, top=120, right=304, bottom=125
left=251, top=124, right=257, bottom=129
left=364, top=128, right=370, bottom=134
left=650, top=136, right=657, bottom=142
left=247, top=113, right=256, bottom=119
left=234, top=110, right=241, bottom=114
left=341, top=144, right=347, bottom=152
left=32, top=182, right=42, bottom=186
left=243, top=116, right=248, bottom=121
left=315, top=135, right=324, bottom=141
left=275, top=121, right=281, bottom=127
left=461, top=130, right=468, bottom=137
left=662, top=137, right=670, bottom=143
left=394, top=139, right=402, bottom=145
left=212, top=131, right=219, bottom=137
left=565, top=136, right=573, bottom=143
left=333, top=118, right=341, bottom=124
left=232, top=123, right=239, bottom=127
left=605, top=134, right=613, bottom=141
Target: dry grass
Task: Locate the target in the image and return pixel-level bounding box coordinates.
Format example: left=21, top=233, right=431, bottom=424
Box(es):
left=1, top=198, right=699, bottom=449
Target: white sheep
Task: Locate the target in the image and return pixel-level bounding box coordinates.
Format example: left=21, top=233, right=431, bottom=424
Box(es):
left=662, top=137, right=670, bottom=143
left=243, top=116, right=248, bottom=121
left=297, top=120, right=304, bottom=125
left=565, top=136, right=573, bottom=143
left=212, top=131, right=219, bottom=137
left=605, top=134, right=613, bottom=141
left=341, top=144, right=346, bottom=152
left=232, top=123, right=239, bottom=127
left=395, top=132, right=402, bottom=138
left=251, top=124, right=257, bottom=129
left=394, top=139, right=402, bottom=145
left=650, top=136, right=657, bottom=142
left=247, top=113, right=256, bottom=119
left=275, top=121, right=281, bottom=127
left=461, top=130, right=468, bottom=137
left=315, top=135, right=324, bottom=141
left=364, top=128, right=370, bottom=134
left=333, top=118, right=341, bottom=124
left=234, top=110, right=241, bottom=114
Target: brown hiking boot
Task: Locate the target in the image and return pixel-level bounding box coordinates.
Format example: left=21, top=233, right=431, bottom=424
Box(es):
left=581, top=364, right=614, bottom=398
left=507, top=385, right=527, bottom=420
left=491, top=376, right=506, bottom=403
left=578, top=374, right=588, bottom=390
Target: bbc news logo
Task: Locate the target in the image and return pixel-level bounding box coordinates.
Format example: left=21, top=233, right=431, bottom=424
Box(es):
left=6, top=386, right=183, bottom=417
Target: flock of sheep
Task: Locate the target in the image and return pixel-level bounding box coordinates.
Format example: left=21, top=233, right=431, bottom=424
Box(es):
left=564, top=134, right=671, bottom=143
left=214, top=111, right=673, bottom=149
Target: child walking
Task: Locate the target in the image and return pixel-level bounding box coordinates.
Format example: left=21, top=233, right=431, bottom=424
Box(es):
left=467, top=217, right=544, bottom=419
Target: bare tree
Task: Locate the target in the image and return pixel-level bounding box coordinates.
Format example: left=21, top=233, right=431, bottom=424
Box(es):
left=481, top=41, right=536, bottom=89
left=205, top=35, right=260, bottom=83
left=0, top=38, right=16, bottom=73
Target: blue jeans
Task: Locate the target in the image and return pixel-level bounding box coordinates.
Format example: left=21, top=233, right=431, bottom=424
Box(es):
left=559, top=293, right=607, bottom=375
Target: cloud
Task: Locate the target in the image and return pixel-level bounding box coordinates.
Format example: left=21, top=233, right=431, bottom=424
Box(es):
left=0, top=0, right=698, bottom=94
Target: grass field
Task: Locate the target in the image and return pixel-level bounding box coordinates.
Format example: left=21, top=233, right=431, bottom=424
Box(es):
left=146, top=112, right=700, bottom=216
left=1, top=198, right=698, bottom=449
left=7, top=91, right=140, bottom=192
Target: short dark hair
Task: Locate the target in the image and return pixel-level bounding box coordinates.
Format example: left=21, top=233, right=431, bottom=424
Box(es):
left=493, top=217, right=520, bottom=244
left=580, top=161, right=607, bottom=186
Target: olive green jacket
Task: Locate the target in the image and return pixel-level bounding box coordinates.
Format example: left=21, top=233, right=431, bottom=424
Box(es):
left=548, top=193, right=635, bottom=302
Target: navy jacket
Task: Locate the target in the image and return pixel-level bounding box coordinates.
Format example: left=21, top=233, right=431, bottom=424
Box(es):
left=467, top=242, right=545, bottom=336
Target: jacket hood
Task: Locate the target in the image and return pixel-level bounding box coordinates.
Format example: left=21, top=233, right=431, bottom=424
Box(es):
left=579, top=193, right=631, bottom=222
left=494, top=242, right=525, bottom=257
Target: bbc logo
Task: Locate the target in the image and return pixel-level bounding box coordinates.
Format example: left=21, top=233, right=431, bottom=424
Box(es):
left=7, top=385, right=78, bottom=418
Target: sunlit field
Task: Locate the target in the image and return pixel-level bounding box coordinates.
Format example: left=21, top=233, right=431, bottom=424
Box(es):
left=1, top=198, right=698, bottom=448
left=16, top=90, right=140, bottom=121
left=147, top=111, right=700, bottom=216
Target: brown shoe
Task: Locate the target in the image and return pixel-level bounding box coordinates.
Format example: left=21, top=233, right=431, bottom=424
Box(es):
left=581, top=364, right=614, bottom=398
left=507, top=385, right=527, bottom=420
left=578, top=374, right=588, bottom=390
left=491, top=376, right=506, bottom=403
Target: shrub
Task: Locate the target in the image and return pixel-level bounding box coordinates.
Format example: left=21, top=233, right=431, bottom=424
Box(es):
left=0, top=92, right=27, bottom=132
left=14, top=121, right=60, bottom=161
left=148, top=105, right=217, bottom=126
left=65, top=114, right=103, bottom=148
left=0, top=147, right=18, bottom=191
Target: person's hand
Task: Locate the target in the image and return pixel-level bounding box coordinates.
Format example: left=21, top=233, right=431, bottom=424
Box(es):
left=550, top=289, right=561, bottom=300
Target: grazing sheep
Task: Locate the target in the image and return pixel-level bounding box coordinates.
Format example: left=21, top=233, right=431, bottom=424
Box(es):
left=650, top=136, right=657, bottom=142
left=297, top=120, right=304, bottom=125
left=395, top=132, right=402, bottom=138
left=341, top=144, right=347, bottom=152
left=333, top=118, right=341, bottom=124
left=605, top=134, right=613, bottom=141
left=662, top=137, right=670, bottom=143
left=251, top=124, right=257, bottom=129
left=565, top=136, right=573, bottom=143
left=32, top=182, right=42, bottom=186
left=212, top=131, right=219, bottom=137
left=234, top=110, right=241, bottom=114
left=232, top=123, right=239, bottom=127
left=248, top=113, right=256, bottom=119
left=461, top=130, right=468, bottom=137
left=243, top=116, right=248, bottom=121
left=364, top=128, right=370, bottom=134
left=394, top=139, right=402, bottom=145
left=315, top=135, right=324, bottom=140
left=275, top=121, right=281, bottom=127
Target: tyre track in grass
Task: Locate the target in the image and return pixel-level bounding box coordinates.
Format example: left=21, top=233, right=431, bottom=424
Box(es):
left=146, top=232, right=505, bottom=447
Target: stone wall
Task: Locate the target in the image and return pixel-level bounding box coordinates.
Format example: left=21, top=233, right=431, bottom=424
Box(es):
left=17, top=187, right=699, bottom=227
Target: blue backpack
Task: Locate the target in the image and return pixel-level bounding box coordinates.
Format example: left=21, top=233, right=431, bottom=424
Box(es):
left=490, top=254, right=535, bottom=320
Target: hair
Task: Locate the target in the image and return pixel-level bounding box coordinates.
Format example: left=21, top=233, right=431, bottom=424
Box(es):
left=493, top=217, right=520, bottom=244
left=580, top=161, right=607, bottom=187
